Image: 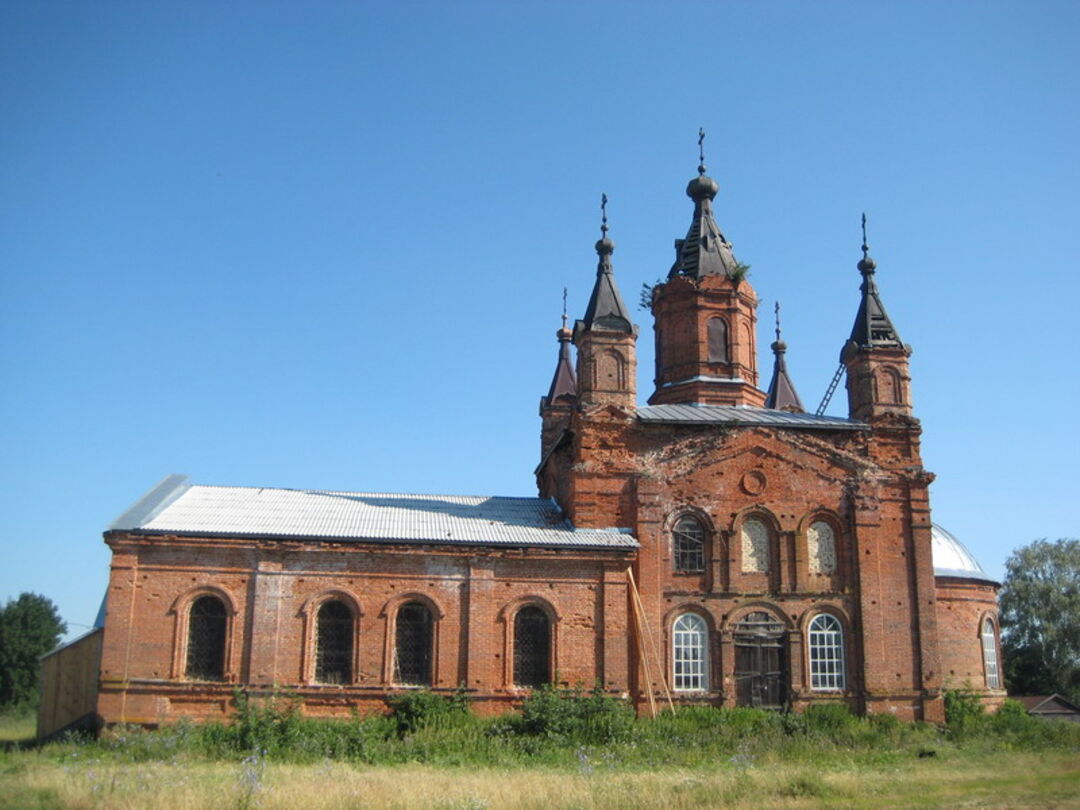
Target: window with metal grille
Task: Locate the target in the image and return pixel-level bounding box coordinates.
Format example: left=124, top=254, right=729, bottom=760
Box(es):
left=315, top=600, right=353, bottom=685
left=186, top=595, right=226, bottom=681
left=673, top=516, right=705, bottom=573
left=808, top=614, right=846, bottom=691
left=673, top=613, right=708, bottom=691
left=513, top=606, right=551, bottom=688
left=394, top=602, right=433, bottom=686
left=982, top=618, right=1000, bottom=689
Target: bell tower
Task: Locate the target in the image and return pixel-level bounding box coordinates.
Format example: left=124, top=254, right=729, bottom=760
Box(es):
left=573, top=195, right=638, bottom=410
left=539, top=291, right=578, bottom=461
left=841, top=216, right=913, bottom=421
left=648, top=131, right=766, bottom=407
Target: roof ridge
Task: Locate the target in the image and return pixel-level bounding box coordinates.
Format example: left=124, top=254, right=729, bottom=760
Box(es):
left=187, top=483, right=547, bottom=501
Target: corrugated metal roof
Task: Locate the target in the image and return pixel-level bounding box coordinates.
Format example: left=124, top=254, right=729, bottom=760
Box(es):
left=637, top=404, right=866, bottom=430
left=111, top=477, right=637, bottom=550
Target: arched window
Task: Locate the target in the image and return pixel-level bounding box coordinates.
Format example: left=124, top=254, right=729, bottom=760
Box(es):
left=807, top=521, right=837, bottom=574
left=707, top=317, right=729, bottom=363
left=513, top=606, right=551, bottom=688
left=740, top=517, right=770, bottom=573
left=673, top=515, right=705, bottom=573
left=982, top=618, right=1000, bottom=689
left=808, top=614, right=846, bottom=691
left=673, top=613, right=708, bottom=691
left=394, top=602, right=433, bottom=686
left=315, top=600, right=353, bottom=685
left=186, top=595, right=227, bottom=681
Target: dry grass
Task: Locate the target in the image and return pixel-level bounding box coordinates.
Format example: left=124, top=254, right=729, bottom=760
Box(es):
left=1, top=751, right=1078, bottom=810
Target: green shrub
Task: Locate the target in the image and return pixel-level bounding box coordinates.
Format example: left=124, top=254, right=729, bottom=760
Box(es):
left=944, top=688, right=985, bottom=734
left=518, top=685, right=634, bottom=744
left=386, top=688, right=469, bottom=736
left=803, top=702, right=857, bottom=735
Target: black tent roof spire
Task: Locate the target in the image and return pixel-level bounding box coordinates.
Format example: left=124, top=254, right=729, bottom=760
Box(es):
left=544, top=287, right=577, bottom=405
left=669, top=128, right=741, bottom=279
left=846, top=213, right=903, bottom=350
left=579, top=193, right=633, bottom=333
left=764, top=301, right=805, bottom=412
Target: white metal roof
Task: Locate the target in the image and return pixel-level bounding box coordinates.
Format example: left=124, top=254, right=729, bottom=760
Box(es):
left=932, top=523, right=996, bottom=583
left=109, top=476, right=638, bottom=550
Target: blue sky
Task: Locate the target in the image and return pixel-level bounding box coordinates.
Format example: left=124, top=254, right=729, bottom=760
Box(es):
left=2, top=1, right=1077, bottom=637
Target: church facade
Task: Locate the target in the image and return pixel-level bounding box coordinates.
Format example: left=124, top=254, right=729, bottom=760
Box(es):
left=59, top=153, right=1003, bottom=736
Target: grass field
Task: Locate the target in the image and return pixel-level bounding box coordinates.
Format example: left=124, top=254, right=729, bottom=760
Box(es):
left=1, top=749, right=1078, bottom=809
left=0, top=708, right=36, bottom=744
left=4, top=692, right=1079, bottom=808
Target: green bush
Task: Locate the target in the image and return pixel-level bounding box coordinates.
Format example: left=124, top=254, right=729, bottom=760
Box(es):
left=518, top=685, right=634, bottom=744
left=944, top=688, right=985, bottom=734
left=386, top=688, right=469, bottom=736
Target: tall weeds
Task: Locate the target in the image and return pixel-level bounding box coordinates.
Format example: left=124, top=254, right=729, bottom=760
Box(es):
left=38, top=688, right=1080, bottom=770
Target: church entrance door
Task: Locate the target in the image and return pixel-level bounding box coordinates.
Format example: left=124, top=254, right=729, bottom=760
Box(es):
left=733, top=611, right=787, bottom=709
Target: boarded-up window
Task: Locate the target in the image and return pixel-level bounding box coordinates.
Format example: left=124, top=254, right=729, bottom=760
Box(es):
left=594, top=349, right=625, bottom=390
left=513, top=606, right=550, bottom=688
left=741, top=518, right=771, bottom=573
left=707, top=317, right=729, bottom=363
left=186, top=596, right=226, bottom=681
left=315, top=600, right=353, bottom=685
left=807, top=521, right=837, bottom=574
left=395, top=602, right=433, bottom=686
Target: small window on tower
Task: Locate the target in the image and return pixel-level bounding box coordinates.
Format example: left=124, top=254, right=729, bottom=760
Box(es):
left=707, top=317, right=729, bottom=363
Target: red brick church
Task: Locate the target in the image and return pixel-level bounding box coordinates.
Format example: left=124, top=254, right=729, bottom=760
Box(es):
left=39, top=148, right=1003, bottom=738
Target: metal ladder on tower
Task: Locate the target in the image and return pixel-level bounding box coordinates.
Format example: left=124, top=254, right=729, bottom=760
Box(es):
left=815, top=363, right=845, bottom=416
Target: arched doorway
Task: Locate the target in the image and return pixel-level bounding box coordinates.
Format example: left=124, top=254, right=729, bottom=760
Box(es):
left=733, top=611, right=787, bottom=708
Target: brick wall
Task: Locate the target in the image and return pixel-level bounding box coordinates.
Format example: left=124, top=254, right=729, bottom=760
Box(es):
left=97, top=532, right=634, bottom=725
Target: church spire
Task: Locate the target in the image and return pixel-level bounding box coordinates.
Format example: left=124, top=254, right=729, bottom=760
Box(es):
left=580, top=194, right=633, bottom=333
left=545, top=289, right=577, bottom=406
left=669, top=128, right=741, bottom=279
left=847, top=214, right=903, bottom=349
left=841, top=215, right=913, bottom=421
left=764, top=302, right=804, bottom=412
left=647, top=133, right=765, bottom=408
left=574, top=195, right=638, bottom=408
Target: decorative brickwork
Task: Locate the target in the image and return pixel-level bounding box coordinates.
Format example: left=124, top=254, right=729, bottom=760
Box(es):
left=80, top=160, right=1001, bottom=734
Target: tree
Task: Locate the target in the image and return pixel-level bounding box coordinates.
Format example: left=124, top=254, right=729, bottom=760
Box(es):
left=0, top=592, right=67, bottom=709
left=999, top=539, right=1080, bottom=702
